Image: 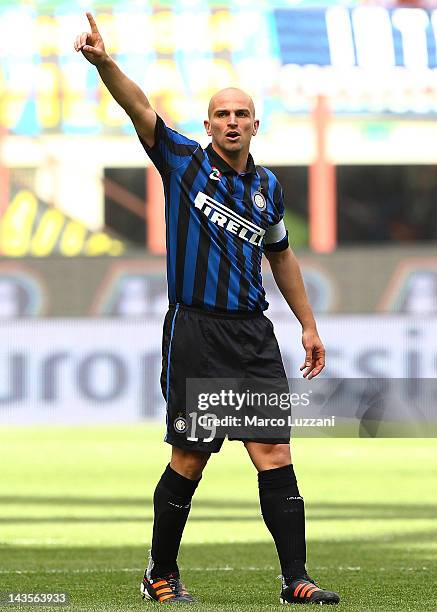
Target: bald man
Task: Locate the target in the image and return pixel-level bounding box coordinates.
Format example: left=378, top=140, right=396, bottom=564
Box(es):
left=75, top=13, right=339, bottom=606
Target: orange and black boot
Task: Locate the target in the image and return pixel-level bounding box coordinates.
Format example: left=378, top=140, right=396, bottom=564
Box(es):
left=141, top=571, right=194, bottom=603
left=280, top=574, right=340, bottom=605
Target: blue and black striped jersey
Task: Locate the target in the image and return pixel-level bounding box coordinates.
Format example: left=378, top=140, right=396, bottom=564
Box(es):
left=138, top=115, right=289, bottom=313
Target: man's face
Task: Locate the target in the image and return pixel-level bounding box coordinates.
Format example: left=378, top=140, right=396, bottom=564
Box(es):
left=204, top=90, right=259, bottom=156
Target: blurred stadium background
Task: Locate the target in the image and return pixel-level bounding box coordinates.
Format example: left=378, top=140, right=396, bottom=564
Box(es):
left=1, top=1, right=437, bottom=609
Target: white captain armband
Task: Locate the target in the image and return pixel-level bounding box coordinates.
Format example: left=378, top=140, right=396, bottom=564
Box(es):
left=263, top=219, right=289, bottom=252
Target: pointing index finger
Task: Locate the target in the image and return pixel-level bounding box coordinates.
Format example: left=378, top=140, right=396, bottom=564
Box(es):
left=86, top=12, right=99, bottom=34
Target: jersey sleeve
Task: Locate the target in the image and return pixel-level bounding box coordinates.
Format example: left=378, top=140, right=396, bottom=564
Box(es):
left=264, top=179, right=289, bottom=252
left=136, top=114, right=200, bottom=175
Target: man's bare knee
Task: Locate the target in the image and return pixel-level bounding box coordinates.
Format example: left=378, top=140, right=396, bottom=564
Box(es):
left=170, top=446, right=211, bottom=480
left=244, top=441, right=291, bottom=472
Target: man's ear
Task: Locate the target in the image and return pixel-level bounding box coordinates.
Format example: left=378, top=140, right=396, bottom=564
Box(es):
left=204, top=119, right=212, bottom=136
left=252, top=119, right=260, bottom=136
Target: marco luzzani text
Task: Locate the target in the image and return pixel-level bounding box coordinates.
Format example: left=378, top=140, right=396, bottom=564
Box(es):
left=197, top=415, right=336, bottom=428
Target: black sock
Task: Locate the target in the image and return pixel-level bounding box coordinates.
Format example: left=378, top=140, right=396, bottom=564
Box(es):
left=150, top=464, right=200, bottom=578
left=258, top=464, right=307, bottom=579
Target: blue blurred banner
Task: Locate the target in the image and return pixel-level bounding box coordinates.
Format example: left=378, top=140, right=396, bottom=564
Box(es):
left=274, top=6, right=437, bottom=68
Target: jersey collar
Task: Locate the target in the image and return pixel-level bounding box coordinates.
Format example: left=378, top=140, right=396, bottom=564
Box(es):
left=205, top=143, right=256, bottom=176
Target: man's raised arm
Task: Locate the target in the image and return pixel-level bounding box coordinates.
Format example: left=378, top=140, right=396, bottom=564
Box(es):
left=74, top=12, right=156, bottom=147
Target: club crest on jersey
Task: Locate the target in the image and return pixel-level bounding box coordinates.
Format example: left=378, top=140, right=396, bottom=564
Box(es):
left=252, top=191, right=266, bottom=211
left=209, top=167, right=222, bottom=181
left=174, top=416, right=187, bottom=433
left=194, top=192, right=265, bottom=246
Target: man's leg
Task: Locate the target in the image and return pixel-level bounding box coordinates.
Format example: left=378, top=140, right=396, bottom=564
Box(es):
left=245, top=441, right=339, bottom=605
left=149, top=447, right=210, bottom=577
left=141, top=447, right=210, bottom=603
left=244, top=442, right=307, bottom=578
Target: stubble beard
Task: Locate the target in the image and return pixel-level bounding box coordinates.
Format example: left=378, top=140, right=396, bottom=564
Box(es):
left=217, top=135, right=250, bottom=158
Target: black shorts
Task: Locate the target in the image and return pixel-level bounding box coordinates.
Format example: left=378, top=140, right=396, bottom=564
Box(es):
left=160, top=304, right=290, bottom=453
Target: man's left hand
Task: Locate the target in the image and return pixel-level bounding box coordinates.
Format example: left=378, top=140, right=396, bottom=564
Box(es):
left=300, top=329, right=325, bottom=379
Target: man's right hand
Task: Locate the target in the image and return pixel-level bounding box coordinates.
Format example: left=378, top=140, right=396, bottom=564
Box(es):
left=73, top=11, right=156, bottom=146
left=74, top=12, right=107, bottom=65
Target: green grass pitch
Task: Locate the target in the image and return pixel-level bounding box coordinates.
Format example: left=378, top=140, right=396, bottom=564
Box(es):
left=0, top=426, right=436, bottom=611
